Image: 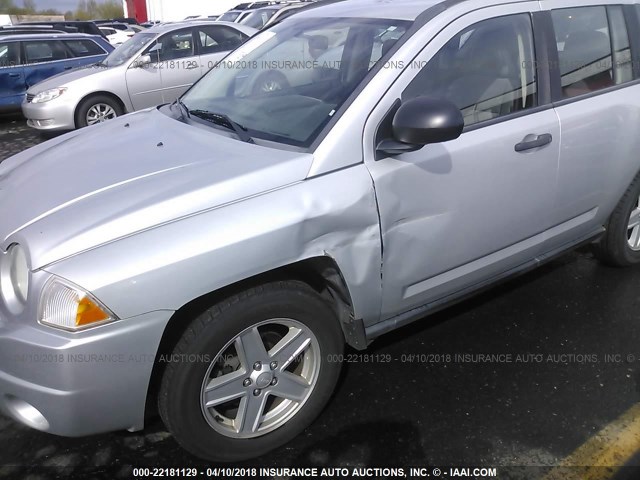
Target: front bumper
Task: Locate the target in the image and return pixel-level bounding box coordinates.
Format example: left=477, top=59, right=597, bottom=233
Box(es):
left=0, top=310, right=172, bottom=436
left=21, top=97, right=76, bottom=131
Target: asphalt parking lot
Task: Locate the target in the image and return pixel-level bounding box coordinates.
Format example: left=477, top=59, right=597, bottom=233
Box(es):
left=0, top=116, right=639, bottom=479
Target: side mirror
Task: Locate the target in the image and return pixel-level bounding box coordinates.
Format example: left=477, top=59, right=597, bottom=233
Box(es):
left=133, top=54, right=152, bottom=68
left=377, top=97, right=464, bottom=155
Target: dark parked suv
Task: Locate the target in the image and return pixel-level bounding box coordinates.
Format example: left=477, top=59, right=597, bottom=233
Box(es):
left=18, top=21, right=107, bottom=39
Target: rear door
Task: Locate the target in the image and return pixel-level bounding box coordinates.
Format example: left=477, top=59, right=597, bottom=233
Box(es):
left=541, top=3, right=640, bottom=250
left=22, top=39, right=72, bottom=88
left=0, top=41, right=26, bottom=111
left=195, top=24, right=249, bottom=75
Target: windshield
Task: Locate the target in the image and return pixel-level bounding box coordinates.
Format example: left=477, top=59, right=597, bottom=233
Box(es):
left=102, top=32, right=155, bottom=67
left=182, top=17, right=409, bottom=147
left=219, top=11, right=241, bottom=22
left=240, top=8, right=278, bottom=29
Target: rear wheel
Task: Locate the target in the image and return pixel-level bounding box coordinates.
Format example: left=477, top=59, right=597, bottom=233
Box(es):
left=158, top=281, right=344, bottom=461
left=594, top=172, right=640, bottom=266
left=75, top=94, right=123, bottom=128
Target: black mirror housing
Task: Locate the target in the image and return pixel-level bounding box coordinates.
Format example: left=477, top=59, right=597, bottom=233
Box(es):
left=392, top=96, right=464, bottom=146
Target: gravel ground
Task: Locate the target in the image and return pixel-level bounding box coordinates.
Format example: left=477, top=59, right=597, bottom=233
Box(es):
left=0, top=115, right=44, bottom=162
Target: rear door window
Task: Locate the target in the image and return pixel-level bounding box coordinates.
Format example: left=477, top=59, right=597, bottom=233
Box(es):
left=23, top=40, right=67, bottom=63
left=550, top=6, right=625, bottom=98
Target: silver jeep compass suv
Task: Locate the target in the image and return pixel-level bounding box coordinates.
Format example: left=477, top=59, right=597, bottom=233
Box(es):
left=1, top=0, right=640, bottom=462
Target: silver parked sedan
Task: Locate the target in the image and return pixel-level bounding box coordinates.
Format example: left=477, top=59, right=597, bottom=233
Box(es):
left=21, top=21, right=257, bottom=130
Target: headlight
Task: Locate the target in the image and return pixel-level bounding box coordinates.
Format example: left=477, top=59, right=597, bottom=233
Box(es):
left=39, top=278, right=117, bottom=331
left=31, top=87, right=67, bottom=104
left=0, top=243, right=29, bottom=313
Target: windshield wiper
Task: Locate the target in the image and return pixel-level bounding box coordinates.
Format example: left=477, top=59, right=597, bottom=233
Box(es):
left=189, top=109, right=254, bottom=143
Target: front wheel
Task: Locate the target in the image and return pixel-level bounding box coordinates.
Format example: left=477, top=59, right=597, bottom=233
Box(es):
left=75, top=94, right=123, bottom=129
left=158, top=281, right=344, bottom=461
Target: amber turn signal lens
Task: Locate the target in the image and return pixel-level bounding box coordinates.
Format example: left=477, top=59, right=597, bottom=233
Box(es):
left=76, top=296, right=110, bottom=327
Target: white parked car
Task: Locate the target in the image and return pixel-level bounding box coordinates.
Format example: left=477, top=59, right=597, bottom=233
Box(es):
left=99, top=26, right=133, bottom=46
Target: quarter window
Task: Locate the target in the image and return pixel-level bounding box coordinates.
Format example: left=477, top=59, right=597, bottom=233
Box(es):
left=551, top=6, right=618, bottom=98
left=403, top=14, right=537, bottom=127
left=608, top=6, right=632, bottom=84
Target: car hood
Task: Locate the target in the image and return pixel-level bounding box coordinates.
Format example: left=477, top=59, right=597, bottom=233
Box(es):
left=27, top=63, right=111, bottom=93
left=0, top=108, right=313, bottom=269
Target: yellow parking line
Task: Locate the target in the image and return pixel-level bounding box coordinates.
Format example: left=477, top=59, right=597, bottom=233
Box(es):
left=543, top=403, right=640, bottom=480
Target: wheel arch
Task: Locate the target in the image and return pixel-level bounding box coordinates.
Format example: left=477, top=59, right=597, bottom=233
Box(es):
left=144, top=255, right=366, bottom=420
left=73, top=91, right=128, bottom=128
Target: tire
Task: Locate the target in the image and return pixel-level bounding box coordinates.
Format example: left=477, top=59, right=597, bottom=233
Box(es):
left=75, top=94, right=123, bottom=128
left=158, top=280, right=344, bottom=462
left=252, top=71, right=289, bottom=95
left=594, top=172, right=640, bottom=266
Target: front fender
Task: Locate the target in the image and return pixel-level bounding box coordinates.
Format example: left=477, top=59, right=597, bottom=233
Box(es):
left=44, top=164, right=383, bottom=326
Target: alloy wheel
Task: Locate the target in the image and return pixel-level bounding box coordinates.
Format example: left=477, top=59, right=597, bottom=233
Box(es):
left=86, top=103, right=117, bottom=125
left=627, top=194, right=640, bottom=250
left=200, top=318, right=320, bottom=439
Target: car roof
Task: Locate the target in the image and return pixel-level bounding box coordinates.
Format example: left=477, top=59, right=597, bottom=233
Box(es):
left=294, top=0, right=468, bottom=21
left=253, top=4, right=289, bottom=12
left=21, top=20, right=95, bottom=25
left=0, top=32, right=102, bottom=41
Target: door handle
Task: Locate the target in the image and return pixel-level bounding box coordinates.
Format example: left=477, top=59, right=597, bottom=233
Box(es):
left=8, top=73, right=20, bottom=78
left=515, top=133, right=553, bottom=152
left=185, top=64, right=199, bottom=70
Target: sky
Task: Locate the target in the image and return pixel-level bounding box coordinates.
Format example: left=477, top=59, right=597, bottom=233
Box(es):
left=30, top=0, right=104, bottom=13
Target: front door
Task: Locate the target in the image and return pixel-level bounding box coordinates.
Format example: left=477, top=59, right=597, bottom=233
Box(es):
left=0, top=42, right=25, bottom=110
left=364, top=3, right=561, bottom=318
left=125, top=55, right=163, bottom=110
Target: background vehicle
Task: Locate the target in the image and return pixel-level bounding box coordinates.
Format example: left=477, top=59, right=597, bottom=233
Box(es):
left=18, top=21, right=107, bottom=39
left=0, top=27, right=68, bottom=36
left=101, top=22, right=140, bottom=33
left=217, top=9, right=255, bottom=22
left=99, top=26, right=134, bottom=45
left=21, top=21, right=256, bottom=129
left=0, top=33, right=113, bottom=113
left=95, top=18, right=140, bottom=26
left=239, top=5, right=290, bottom=29
left=262, top=2, right=311, bottom=28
